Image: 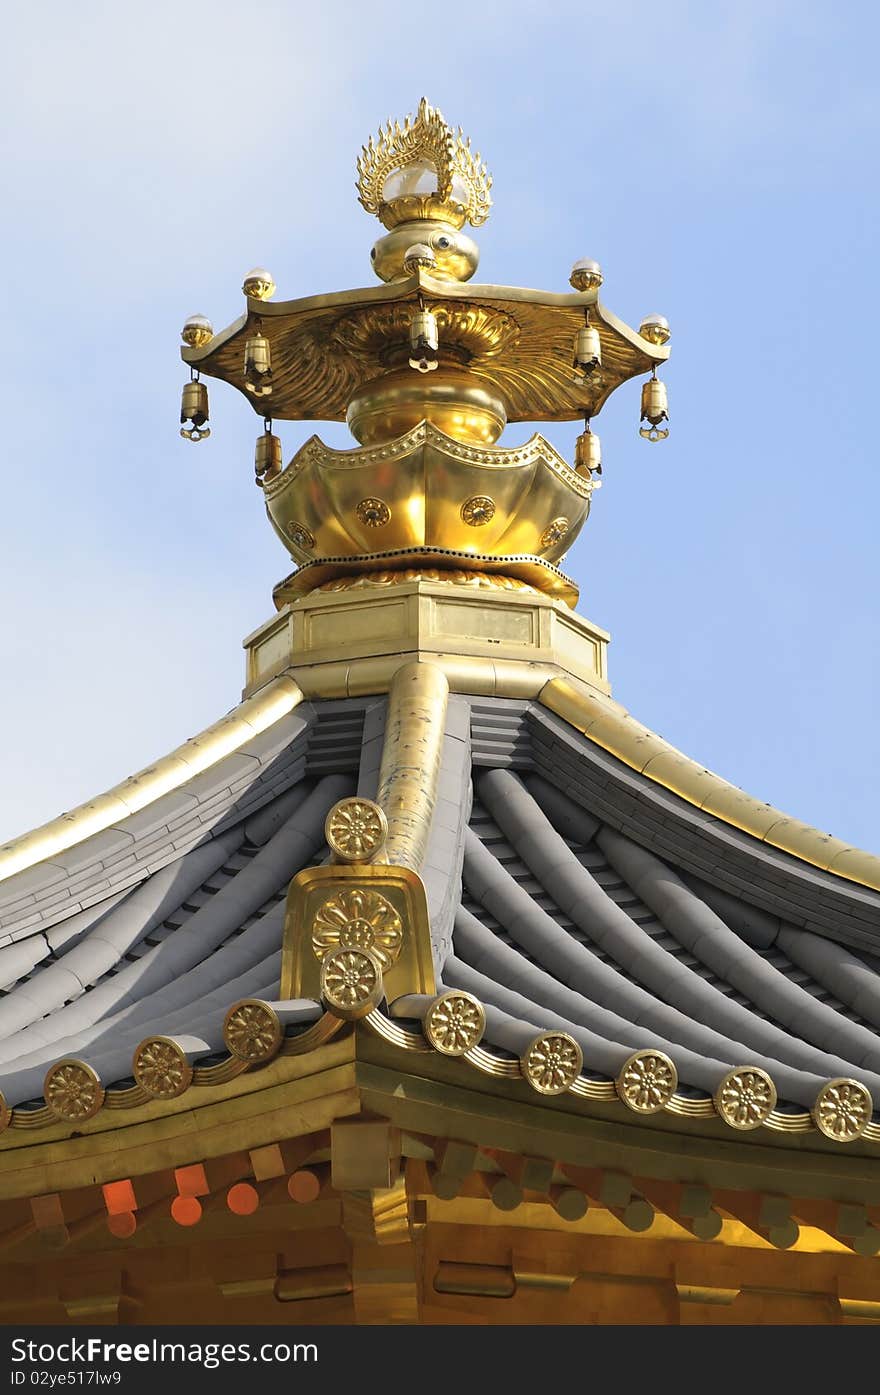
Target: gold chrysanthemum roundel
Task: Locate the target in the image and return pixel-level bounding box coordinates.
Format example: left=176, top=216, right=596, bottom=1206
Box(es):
left=616, top=1050, right=678, bottom=1114
left=320, top=946, right=383, bottom=1019
left=133, top=1036, right=193, bottom=1099
left=521, top=1031, right=583, bottom=1095
left=714, top=1066, right=777, bottom=1131
left=44, top=1059, right=105, bottom=1122
left=424, top=991, right=485, bottom=1055
left=325, top=797, right=388, bottom=863
left=812, top=1078, right=873, bottom=1142
left=223, top=999, right=283, bottom=1063
left=311, top=888, right=402, bottom=968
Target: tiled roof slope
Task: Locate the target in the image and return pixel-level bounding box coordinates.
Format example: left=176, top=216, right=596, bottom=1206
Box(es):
left=0, top=691, right=878, bottom=1134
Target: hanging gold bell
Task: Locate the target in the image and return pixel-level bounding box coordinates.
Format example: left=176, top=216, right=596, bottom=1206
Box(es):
left=254, top=429, right=282, bottom=487
left=575, top=424, right=602, bottom=484
left=180, top=378, right=210, bottom=441
left=639, top=373, right=669, bottom=441
left=244, top=333, right=273, bottom=396
left=573, top=319, right=601, bottom=374
left=409, top=308, right=439, bottom=373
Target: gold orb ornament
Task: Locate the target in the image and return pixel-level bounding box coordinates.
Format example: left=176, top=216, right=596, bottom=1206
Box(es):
left=181, top=314, right=213, bottom=348
left=569, top=258, right=603, bottom=292
left=325, top=797, right=388, bottom=863
left=424, top=991, right=486, bottom=1055
left=44, top=1059, right=105, bottom=1122
left=639, top=314, right=670, bottom=346
left=521, top=1031, right=583, bottom=1095
left=132, top=1036, right=193, bottom=1099
left=812, top=1078, right=873, bottom=1142
left=320, top=946, right=383, bottom=1019
left=714, top=1066, right=777, bottom=1131
left=223, top=999, right=283, bottom=1063
left=616, top=1049, right=678, bottom=1114
left=242, top=267, right=276, bottom=300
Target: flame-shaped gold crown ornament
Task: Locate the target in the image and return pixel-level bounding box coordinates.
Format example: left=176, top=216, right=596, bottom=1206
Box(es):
left=357, top=97, right=492, bottom=231
left=178, top=99, right=671, bottom=612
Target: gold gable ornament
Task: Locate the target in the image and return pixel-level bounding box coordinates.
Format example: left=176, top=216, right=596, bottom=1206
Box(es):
left=281, top=798, right=435, bottom=1008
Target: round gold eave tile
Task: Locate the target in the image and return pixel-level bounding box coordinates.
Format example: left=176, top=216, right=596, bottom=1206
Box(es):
left=132, top=1036, right=194, bottom=1099
left=223, top=999, right=283, bottom=1063
left=521, top=1031, right=583, bottom=1095
left=321, top=946, right=383, bottom=1020
left=43, top=1059, right=105, bottom=1122
left=812, top=1077, right=873, bottom=1142
left=424, top=991, right=486, bottom=1055
left=714, top=1066, right=777, bottom=1131
left=615, top=1049, right=677, bottom=1114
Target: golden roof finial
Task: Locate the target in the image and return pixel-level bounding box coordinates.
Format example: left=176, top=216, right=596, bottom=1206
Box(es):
left=356, top=97, right=492, bottom=231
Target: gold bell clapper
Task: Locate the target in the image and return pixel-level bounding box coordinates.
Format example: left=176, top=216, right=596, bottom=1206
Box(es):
left=254, top=421, right=282, bottom=487
left=244, top=329, right=273, bottom=396
left=639, top=369, right=669, bottom=441
left=574, top=420, right=602, bottom=486
left=180, top=374, right=210, bottom=441
left=573, top=311, right=601, bottom=376
left=409, top=306, right=439, bottom=373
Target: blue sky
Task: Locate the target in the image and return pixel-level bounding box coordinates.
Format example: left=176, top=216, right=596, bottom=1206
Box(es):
left=0, top=1, right=877, bottom=851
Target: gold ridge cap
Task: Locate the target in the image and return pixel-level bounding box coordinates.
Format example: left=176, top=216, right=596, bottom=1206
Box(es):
left=0, top=674, right=305, bottom=886
left=539, top=677, right=880, bottom=895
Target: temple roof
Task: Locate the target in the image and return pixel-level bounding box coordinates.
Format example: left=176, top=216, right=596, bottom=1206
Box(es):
left=1, top=681, right=879, bottom=1146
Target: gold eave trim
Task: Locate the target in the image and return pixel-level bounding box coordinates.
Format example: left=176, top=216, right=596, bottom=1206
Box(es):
left=539, top=676, right=880, bottom=894
left=0, top=674, right=305, bottom=885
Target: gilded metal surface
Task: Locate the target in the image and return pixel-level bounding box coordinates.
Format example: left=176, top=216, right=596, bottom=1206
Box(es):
left=273, top=549, right=579, bottom=607
left=357, top=98, right=492, bottom=232
left=181, top=275, right=667, bottom=425
left=570, top=259, right=603, bottom=292
left=347, top=366, right=507, bottom=445
left=424, top=991, right=486, bottom=1055
left=264, top=422, right=590, bottom=569
left=364, top=1008, right=432, bottom=1053
left=43, top=1061, right=104, bottom=1122
left=521, top=1032, right=583, bottom=1095
left=325, top=797, right=388, bottom=863
left=277, top=1011, right=345, bottom=1056
left=314, top=568, right=540, bottom=594
left=0, top=673, right=303, bottom=885
left=376, top=661, right=448, bottom=872
left=132, top=1037, right=193, bottom=1099
left=311, top=888, right=403, bottom=969
left=321, top=946, right=383, bottom=1019
left=223, top=999, right=283, bottom=1063
left=539, top=677, right=880, bottom=893
left=283, top=863, right=435, bottom=1003
left=0, top=1093, right=9, bottom=1134
left=615, top=1050, right=677, bottom=1114
left=715, top=1068, right=778, bottom=1131
left=812, top=1079, right=873, bottom=1142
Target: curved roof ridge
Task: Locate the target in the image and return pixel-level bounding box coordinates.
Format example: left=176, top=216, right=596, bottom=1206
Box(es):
left=0, top=674, right=305, bottom=888
left=540, top=676, right=880, bottom=893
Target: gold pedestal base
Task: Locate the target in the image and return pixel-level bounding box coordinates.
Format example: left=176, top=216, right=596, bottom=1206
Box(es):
left=243, top=571, right=610, bottom=701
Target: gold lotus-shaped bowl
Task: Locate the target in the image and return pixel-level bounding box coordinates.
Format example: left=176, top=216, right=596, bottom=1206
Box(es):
left=263, top=421, right=593, bottom=569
